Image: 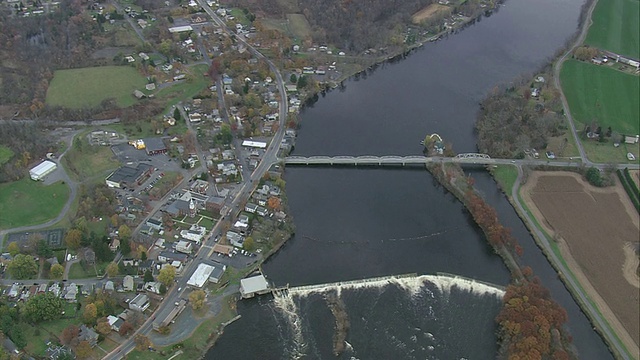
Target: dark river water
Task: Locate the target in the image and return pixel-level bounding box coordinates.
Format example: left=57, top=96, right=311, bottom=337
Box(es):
left=206, top=0, right=614, bottom=358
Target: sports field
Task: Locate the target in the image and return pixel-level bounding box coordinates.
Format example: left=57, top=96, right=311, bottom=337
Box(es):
left=0, top=178, right=70, bottom=229
left=584, top=0, right=639, bottom=59
left=46, top=66, right=147, bottom=109
left=560, top=59, right=639, bottom=134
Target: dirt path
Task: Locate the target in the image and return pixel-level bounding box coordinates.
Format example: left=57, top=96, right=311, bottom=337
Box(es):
left=520, top=171, right=639, bottom=358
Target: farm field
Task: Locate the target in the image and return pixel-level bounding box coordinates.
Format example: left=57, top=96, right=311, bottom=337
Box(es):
left=560, top=60, right=639, bottom=135
left=0, top=178, right=70, bottom=229
left=46, top=66, right=147, bottom=109
left=521, top=172, right=639, bottom=352
left=584, top=0, right=639, bottom=59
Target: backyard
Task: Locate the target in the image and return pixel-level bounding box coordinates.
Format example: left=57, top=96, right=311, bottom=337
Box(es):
left=584, top=0, right=639, bottom=58
left=0, top=178, right=70, bottom=229
left=46, top=66, right=147, bottom=109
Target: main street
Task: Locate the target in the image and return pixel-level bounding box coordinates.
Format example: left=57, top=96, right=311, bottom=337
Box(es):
left=103, top=1, right=288, bottom=357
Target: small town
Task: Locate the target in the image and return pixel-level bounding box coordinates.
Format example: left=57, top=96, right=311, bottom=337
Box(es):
left=0, top=0, right=638, bottom=359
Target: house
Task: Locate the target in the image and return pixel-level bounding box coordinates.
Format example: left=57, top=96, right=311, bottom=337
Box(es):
left=107, top=315, right=124, bottom=332
left=166, top=261, right=184, bottom=275
left=256, top=206, right=269, bottom=217
left=79, top=325, right=99, bottom=347
left=176, top=240, right=193, bottom=254
left=129, top=293, right=150, bottom=312
left=146, top=218, right=163, bottom=231
left=244, top=203, right=259, bottom=213
left=123, top=275, right=134, bottom=292
left=226, top=231, right=244, bottom=248
left=64, top=283, right=78, bottom=302
left=180, top=224, right=207, bottom=244
left=109, top=238, right=120, bottom=252
left=158, top=250, right=188, bottom=264
left=104, top=281, right=115, bottom=292
left=144, top=282, right=162, bottom=294
left=133, top=90, right=146, bottom=99
left=8, top=284, right=19, bottom=298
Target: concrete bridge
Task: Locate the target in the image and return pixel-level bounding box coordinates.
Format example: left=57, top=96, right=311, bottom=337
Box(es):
left=283, top=153, right=493, bottom=166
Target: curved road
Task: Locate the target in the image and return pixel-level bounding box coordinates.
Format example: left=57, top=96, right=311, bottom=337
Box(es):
left=552, top=0, right=598, bottom=166
left=0, top=132, right=80, bottom=247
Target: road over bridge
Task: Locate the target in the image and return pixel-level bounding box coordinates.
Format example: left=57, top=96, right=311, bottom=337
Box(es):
left=283, top=155, right=640, bottom=170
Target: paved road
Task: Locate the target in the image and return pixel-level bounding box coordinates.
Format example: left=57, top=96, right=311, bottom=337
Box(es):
left=510, top=165, right=634, bottom=360
left=552, top=0, right=598, bottom=166
left=0, top=132, right=80, bottom=247
left=103, top=2, right=289, bottom=358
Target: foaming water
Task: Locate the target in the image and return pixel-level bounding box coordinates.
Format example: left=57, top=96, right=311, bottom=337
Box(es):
left=271, top=274, right=505, bottom=359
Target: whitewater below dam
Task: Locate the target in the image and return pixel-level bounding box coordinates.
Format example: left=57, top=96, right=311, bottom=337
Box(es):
left=232, top=275, right=506, bottom=360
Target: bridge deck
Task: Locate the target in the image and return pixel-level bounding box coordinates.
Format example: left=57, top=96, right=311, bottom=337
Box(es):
left=283, top=155, right=493, bottom=166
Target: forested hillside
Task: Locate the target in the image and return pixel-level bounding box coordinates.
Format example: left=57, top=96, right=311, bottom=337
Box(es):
left=224, top=0, right=434, bottom=52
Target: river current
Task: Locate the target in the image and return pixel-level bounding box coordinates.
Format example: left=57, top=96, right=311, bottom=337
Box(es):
left=206, top=0, right=614, bottom=358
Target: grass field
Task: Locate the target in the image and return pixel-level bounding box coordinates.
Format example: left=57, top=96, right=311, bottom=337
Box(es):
left=560, top=60, right=639, bottom=134
left=491, top=165, right=518, bottom=193
left=46, top=66, right=147, bottom=109
left=584, top=0, right=639, bottom=58
left=0, top=178, right=70, bottom=229
left=286, top=14, right=312, bottom=39
left=62, top=133, right=120, bottom=182
left=0, top=145, right=14, bottom=165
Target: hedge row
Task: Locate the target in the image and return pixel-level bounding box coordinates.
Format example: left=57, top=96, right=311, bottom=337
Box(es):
left=617, top=169, right=640, bottom=213
left=623, top=168, right=640, bottom=197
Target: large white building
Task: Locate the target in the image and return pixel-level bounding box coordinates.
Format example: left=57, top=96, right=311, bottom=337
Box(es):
left=240, top=275, right=270, bottom=298
left=187, top=263, right=215, bottom=288
left=30, top=160, right=57, bottom=181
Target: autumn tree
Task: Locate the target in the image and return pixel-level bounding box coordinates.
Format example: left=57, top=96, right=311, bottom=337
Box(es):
left=243, top=237, right=255, bottom=251
left=157, top=266, right=176, bottom=287
left=96, top=317, right=112, bottom=336
left=50, top=263, right=65, bottom=279
left=61, top=325, right=80, bottom=346
left=83, top=303, right=98, bottom=324
left=267, top=196, right=281, bottom=210
left=189, top=290, right=206, bottom=310
left=64, top=229, right=83, bottom=249
left=118, top=224, right=132, bottom=240
left=7, top=242, right=20, bottom=256
left=8, top=254, right=38, bottom=279
left=74, top=341, right=93, bottom=359
left=24, top=292, right=65, bottom=323
left=134, top=334, right=153, bottom=351
left=106, top=262, right=119, bottom=277
left=119, top=321, right=134, bottom=336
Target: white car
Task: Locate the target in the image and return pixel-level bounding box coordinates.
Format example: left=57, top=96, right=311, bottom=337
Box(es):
left=627, top=152, right=636, bottom=161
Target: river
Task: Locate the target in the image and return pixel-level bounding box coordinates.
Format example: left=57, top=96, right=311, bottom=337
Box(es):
left=206, top=0, right=614, bottom=358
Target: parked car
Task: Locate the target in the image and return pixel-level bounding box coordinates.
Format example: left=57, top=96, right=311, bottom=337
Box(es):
left=545, top=151, right=556, bottom=160
left=627, top=152, right=636, bottom=161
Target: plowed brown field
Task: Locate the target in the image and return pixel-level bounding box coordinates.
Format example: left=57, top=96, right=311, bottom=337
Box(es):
left=522, top=172, right=639, bottom=352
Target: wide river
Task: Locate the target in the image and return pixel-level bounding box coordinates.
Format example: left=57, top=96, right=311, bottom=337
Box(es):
left=207, top=0, right=614, bottom=358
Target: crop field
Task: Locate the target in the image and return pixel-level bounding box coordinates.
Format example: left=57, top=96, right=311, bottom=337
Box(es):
left=0, top=178, right=69, bottom=229
left=523, top=172, right=639, bottom=348
left=46, top=66, right=147, bottom=109
left=585, top=0, right=639, bottom=58
left=560, top=60, right=639, bottom=134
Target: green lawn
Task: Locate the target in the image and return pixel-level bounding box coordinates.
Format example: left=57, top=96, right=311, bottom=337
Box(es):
left=62, top=134, right=120, bottom=182
left=286, top=13, right=312, bottom=39
left=0, top=178, right=70, bottom=229
left=68, top=261, right=110, bottom=279
left=0, top=145, right=14, bottom=166
left=491, top=165, right=519, bottom=193
left=46, top=66, right=147, bottom=109
left=561, top=60, right=639, bottom=135
left=584, top=0, right=639, bottom=59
